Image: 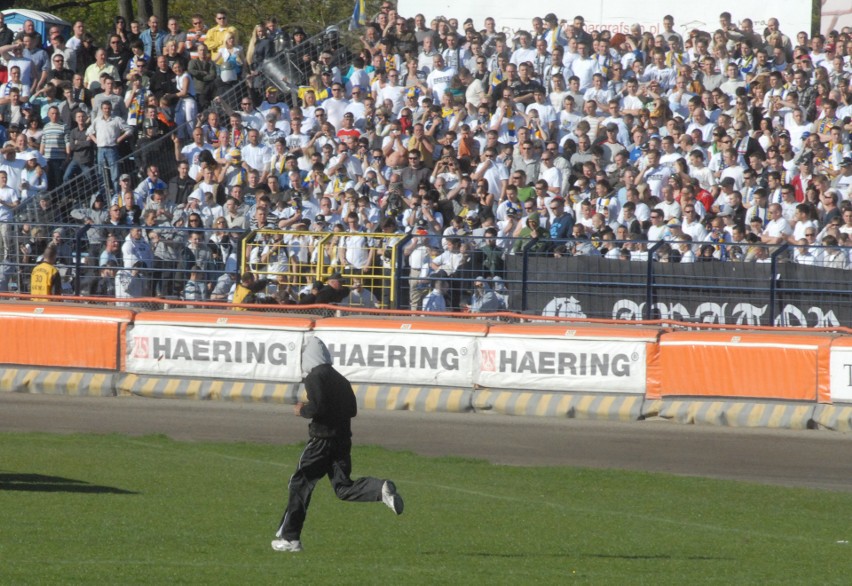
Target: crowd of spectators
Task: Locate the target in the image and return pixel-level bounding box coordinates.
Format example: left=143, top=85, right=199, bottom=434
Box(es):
left=2, top=6, right=852, bottom=311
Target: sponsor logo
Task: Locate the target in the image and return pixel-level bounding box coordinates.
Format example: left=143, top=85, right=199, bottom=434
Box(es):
left=489, top=350, right=633, bottom=377
left=328, top=343, right=460, bottom=370
left=611, top=300, right=840, bottom=327
left=133, top=336, right=289, bottom=365
left=132, top=336, right=150, bottom=359
left=542, top=296, right=587, bottom=318
left=480, top=349, right=497, bottom=372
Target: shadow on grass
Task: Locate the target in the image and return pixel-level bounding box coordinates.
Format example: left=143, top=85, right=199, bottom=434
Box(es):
left=421, top=551, right=570, bottom=558
left=586, top=553, right=734, bottom=561
left=0, top=473, right=138, bottom=494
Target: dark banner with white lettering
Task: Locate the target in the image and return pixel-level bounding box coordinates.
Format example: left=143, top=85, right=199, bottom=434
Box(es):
left=509, top=256, right=852, bottom=327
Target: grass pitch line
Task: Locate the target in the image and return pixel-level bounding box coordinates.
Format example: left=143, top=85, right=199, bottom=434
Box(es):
left=420, top=482, right=818, bottom=545
left=115, top=438, right=830, bottom=546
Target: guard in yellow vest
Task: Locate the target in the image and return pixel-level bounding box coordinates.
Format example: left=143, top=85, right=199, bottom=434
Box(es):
left=30, top=244, right=62, bottom=301
left=232, top=271, right=270, bottom=309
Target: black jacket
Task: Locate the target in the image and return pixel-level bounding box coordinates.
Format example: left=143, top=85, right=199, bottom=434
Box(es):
left=301, top=364, right=356, bottom=439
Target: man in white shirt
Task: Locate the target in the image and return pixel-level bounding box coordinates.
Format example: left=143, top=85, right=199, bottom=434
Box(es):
left=510, top=31, right=536, bottom=67
left=646, top=209, right=671, bottom=242
left=761, top=203, right=792, bottom=244
left=569, top=42, right=598, bottom=92
left=177, top=127, right=213, bottom=180
left=639, top=149, right=671, bottom=199
left=0, top=169, right=20, bottom=265
left=322, top=82, right=350, bottom=130
left=241, top=129, right=273, bottom=176
left=426, top=55, right=456, bottom=103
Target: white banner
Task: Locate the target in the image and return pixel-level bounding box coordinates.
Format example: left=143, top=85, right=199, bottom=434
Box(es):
left=474, top=336, right=647, bottom=394
left=126, top=324, right=304, bottom=382
left=829, top=346, right=852, bottom=403
left=399, top=1, right=811, bottom=44
left=314, top=329, right=475, bottom=387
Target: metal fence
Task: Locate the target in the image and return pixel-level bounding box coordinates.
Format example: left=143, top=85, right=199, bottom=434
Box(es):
left=241, top=228, right=408, bottom=308
left=5, top=226, right=852, bottom=327
left=504, top=238, right=852, bottom=327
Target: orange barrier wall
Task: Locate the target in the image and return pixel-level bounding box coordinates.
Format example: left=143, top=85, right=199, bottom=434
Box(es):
left=659, top=331, right=833, bottom=403
left=0, top=303, right=133, bottom=370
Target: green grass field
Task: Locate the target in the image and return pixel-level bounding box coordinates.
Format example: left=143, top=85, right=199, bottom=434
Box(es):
left=1, top=432, right=850, bottom=585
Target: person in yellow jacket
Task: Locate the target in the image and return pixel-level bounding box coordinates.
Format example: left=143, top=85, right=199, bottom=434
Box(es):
left=204, top=9, right=237, bottom=53
left=30, top=244, right=62, bottom=301
left=232, top=271, right=270, bottom=309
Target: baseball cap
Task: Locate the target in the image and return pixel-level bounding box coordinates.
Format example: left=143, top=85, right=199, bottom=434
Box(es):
left=315, top=214, right=327, bottom=223
left=841, top=157, right=852, bottom=167
left=119, top=173, right=132, bottom=181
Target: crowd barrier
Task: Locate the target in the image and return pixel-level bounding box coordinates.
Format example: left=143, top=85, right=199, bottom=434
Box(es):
left=1, top=301, right=851, bottom=432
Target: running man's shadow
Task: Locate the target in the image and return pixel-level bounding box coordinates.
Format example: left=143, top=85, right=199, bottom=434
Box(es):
left=0, top=473, right=137, bottom=494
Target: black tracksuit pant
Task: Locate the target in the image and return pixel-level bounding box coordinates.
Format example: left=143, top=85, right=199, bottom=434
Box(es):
left=276, top=436, right=384, bottom=541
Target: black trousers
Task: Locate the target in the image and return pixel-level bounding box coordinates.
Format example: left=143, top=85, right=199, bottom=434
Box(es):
left=276, top=436, right=383, bottom=540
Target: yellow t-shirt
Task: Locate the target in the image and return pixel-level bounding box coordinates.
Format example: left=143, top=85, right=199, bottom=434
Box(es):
left=30, top=262, right=60, bottom=301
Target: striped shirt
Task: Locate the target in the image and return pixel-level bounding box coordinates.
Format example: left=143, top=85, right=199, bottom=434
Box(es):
left=41, top=122, right=66, bottom=160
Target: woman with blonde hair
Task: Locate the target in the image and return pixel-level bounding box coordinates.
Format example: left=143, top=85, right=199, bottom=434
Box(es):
left=214, top=32, right=243, bottom=91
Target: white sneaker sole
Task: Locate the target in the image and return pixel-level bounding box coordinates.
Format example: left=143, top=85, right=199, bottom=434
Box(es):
left=382, top=481, right=404, bottom=515
left=271, top=539, right=303, bottom=552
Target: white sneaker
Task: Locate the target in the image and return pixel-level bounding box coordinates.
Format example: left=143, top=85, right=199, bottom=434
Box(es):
left=271, top=538, right=303, bottom=552
left=382, top=481, right=404, bottom=515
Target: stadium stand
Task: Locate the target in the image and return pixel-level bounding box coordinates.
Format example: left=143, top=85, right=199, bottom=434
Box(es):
left=1, top=7, right=851, bottom=325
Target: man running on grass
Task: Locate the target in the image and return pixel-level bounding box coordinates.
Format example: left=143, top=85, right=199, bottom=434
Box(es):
left=272, top=336, right=404, bottom=552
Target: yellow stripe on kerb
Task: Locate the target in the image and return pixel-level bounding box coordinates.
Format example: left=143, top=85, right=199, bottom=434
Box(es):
left=141, top=376, right=158, bottom=396
left=229, top=381, right=245, bottom=398
left=163, top=378, right=180, bottom=398
left=364, top=385, right=379, bottom=410
left=42, top=370, right=62, bottom=392
left=514, top=392, right=532, bottom=414
left=598, top=396, right=615, bottom=417
left=726, top=402, right=747, bottom=424
left=382, top=385, right=398, bottom=410
left=403, top=386, right=419, bottom=409
left=705, top=401, right=724, bottom=423
left=0, top=368, right=18, bottom=390
left=208, top=380, right=223, bottom=400
left=250, top=383, right=266, bottom=400
left=118, top=373, right=134, bottom=392
left=446, top=389, right=464, bottom=412
left=535, top=393, right=553, bottom=416
left=186, top=379, right=202, bottom=399
left=767, top=404, right=787, bottom=428
left=66, top=371, right=84, bottom=395
left=556, top=394, right=573, bottom=415
left=424, top=388, right=441, bottom=412
left=577, top=395, right=595, bottom=415
left=493, top=391, right=512, bottom=412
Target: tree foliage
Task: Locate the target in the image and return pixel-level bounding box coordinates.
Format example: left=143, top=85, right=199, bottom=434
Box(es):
left=8, top=0, right=382, bottom=43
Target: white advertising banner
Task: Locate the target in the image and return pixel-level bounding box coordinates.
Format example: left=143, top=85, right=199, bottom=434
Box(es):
left=314, top=330, right=475, bottom=387
left=126, top=324, right=304, bottom=382
left=474, top=336, right=647, bottom=394
left=829, top=346, right=852, bottom=403
left=399, top=1, right=811, bottom=43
